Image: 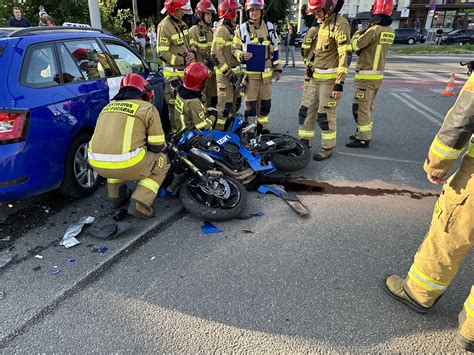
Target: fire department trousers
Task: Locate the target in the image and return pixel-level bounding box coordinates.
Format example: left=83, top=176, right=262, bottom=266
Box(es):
left=165, top=78, right=179, bottom=132
left=298, top=78, right=338, bottom=149
left=95, top=151, right=169, bottom=208
left=403, top=168, right=473, bottom=341
left=244, top=76, right=272, bottom=130
left=216, top=73, right=241, bottom=130
left=202, top=73, right=217, bottom=108
left=352, top=80, right=381, bottom=141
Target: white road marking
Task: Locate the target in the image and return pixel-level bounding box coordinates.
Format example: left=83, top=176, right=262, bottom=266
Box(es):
left=390, top=92, right=442, bottom=127
left=337, top=152, right=421, bottom=165
left=399, top=93, right=445, bottom=119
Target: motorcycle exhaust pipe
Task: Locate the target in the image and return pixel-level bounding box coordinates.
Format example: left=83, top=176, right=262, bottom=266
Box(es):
left=215, top=161, right=255, bottom=179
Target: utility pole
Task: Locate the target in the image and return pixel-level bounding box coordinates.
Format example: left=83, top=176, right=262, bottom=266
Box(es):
left=88, top=0, right=102, bottom=29
left=132, top=0, right=139, bottom=26
left=297, top=0, right=304, bottom=33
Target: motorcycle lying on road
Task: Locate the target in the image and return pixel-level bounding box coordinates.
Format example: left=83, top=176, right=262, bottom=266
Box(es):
left=176, top=114, right=310, bottom=186
left=162, top=127, right=248, bottom=221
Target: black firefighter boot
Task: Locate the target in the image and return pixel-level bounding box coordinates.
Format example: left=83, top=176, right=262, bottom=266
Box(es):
left=111, top=185, right=132, bottom=209
left=346, top=136, right=370, bottom=148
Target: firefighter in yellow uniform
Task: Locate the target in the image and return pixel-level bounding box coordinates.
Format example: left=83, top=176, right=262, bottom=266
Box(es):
left=299, top=20, right=319, bottom=144
left=346, top=0, right=394, bottom=148
left=385, top=66, right=474, bottom=352
left=174, top=62, right=215, bottom=131
left=297, top=0, right=350, bottom=160
left=88, top=73, right=169, bottom=219
left=232, top=0, right=282, bottom=134
left=189, top=0, right=217, bottom=108
left=157, top=0, right=196, bottom=130
left=211, top=0, right=242, bottom=130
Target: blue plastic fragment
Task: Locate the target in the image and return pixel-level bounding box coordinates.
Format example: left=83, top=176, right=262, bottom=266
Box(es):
left=98, top=247, right=108, bottom=254
left=257, top=184, right=286, bottom=197
left=51, top=268, right=61, bottom=276
left=252, top=211, right=265, bottom=217
left=68, top=258, right=76, bottom=263
left=201, top=221, right=223, bottom=234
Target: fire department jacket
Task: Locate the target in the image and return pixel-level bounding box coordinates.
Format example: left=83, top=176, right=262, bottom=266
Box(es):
left=301, top=25, right=319, bottom=67
left=211, top=19, right=240, bottom=77
left=189, top=21, right=213, bottom=69
left=311, top=13, right=350, bottom=87
left=424, top=74, right=474, bottom=185
left=174, top=87, right=214, bottom=131
left=351, top=25, right=394, bottom=84
left=88, top=100, right=165, bottom=169
left=157, top=15, right=196, bottom=79
left=232, top=19, right=283, bottom=80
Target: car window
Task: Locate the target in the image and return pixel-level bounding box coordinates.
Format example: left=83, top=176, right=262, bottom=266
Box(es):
left=58, top=44, right=85, bottom=84
left=20, top=44, right=59, bottom=88
left=64, top=39, right=117, bottom=80
left=103, top=41, right=145, bottom=75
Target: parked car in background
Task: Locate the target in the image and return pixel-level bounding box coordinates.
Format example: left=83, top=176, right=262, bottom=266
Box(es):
left=0, top=27, right=165, bottom=201
left=294, top=32, right=305, bottom=47
left=418, top=29, right=427, bottom=43
left=441, top=29, right=474, bottom=45
left=394, top=28, right=421, bottom=45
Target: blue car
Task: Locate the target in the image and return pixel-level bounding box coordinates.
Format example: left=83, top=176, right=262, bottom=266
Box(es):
left=0, top=27, right=165, bottom=201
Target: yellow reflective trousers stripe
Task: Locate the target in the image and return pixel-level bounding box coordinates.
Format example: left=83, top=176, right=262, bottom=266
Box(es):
left=138, top=178, right=160, bottom=194
left=89, top=149, right=146, bottom=170
left=298, top=129, right=315, bottom=138
left=322, top=131, right=337, bottom=140
left=408, top=264, right=449, bottom=293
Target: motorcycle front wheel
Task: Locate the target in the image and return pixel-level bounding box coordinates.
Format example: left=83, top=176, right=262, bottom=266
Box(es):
left=180, top=175, right=247, bottom=221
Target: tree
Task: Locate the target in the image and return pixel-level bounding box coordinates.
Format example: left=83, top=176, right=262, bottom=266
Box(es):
left=265, top=0, right=290, bottom=24
left=0, top=0, right=90, bottom=26
left=99, top=0, right=134, bottom=39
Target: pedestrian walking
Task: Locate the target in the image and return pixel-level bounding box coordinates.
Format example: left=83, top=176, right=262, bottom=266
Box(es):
left=283, top=23, right=296, bottom=67
left=148, top=25, right=157, bottom=61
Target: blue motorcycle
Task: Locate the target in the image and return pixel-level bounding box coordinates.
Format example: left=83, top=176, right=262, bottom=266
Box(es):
left=176, top=114, right=310, bottom=186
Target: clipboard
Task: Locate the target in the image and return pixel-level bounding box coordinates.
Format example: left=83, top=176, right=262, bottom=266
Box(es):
left=246, top=44, right=266, bottom=72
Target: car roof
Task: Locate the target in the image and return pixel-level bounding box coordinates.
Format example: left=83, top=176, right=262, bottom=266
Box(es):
left=0, top=26, right=108, bottom=39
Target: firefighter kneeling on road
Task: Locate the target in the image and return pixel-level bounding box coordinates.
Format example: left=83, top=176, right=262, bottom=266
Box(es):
left=232, top=0, right=282, bottom=135
left=88, top=73, right=169, bottom=219
left=173, top=62, right=216, bottom=131
left=384, top=65, right=474, bottom=352
left=346, top=0, right=394, bottom=148
left=297, top=0, right=350, bottom=161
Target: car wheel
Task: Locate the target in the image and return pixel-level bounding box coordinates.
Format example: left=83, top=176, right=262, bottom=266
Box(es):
left=58, top=132, right=101, bottom=198
left=407, top=38, right=415, bottom=45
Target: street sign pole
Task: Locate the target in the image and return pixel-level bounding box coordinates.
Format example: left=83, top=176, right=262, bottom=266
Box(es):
left=88, top=0, right=102, bottom=29
left=297, top=0, right=303, bottom=33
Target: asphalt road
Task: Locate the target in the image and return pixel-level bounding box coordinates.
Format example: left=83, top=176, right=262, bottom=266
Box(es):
left=1, top=52, right=472, bottom=352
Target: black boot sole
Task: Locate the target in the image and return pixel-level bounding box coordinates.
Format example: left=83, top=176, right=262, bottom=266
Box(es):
left=383, top=277, right=431, bottom=314
left=455, top=333, right=474, bottom=352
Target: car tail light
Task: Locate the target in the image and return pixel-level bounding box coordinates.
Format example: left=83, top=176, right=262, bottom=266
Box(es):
left=0, top=111, right=29, bottom=144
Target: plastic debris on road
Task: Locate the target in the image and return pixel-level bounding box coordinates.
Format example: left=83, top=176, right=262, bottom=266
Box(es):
left=32, top=266, right=42, bottom=272
left=0, top=253, right=16, bottom=271
left=257, top=184, right=285, bottom=197
left=150, top=256, right=156, bottom=261
left=34, top=255, right=44, bottom=260
left=201, top=221, right=223, bottom=234
left=0, top=291, right=5, bottom=300
left=242, top=229, right=254, bottom=234
left=60, top=216, right=95, bottom=249
left=51, top=267, right=61, bottom=276
left=88, top=222, right=131, bottom=240
left=98, top=247, right=108, bottom=254
left=68, top=258, right=76, bottom=263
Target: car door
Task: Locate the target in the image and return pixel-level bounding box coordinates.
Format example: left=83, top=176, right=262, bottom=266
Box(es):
left=100, top=39, right=169, bottom=132
left=58, top=38, right=119, bottom=134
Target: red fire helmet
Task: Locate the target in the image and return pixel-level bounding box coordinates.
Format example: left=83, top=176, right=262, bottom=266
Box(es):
left=218, top=0, right=241, bottom=20
left=307, top=0, right=337, bottom=15
left=120, top=72, right=153, bottom=102
left=183, top=62, right=211, bottom=91
left=195, top=0, right=217, bottom=17
left=162, top=0, right=192, bottom=15
left=372, top=0, right=394, bottom=16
